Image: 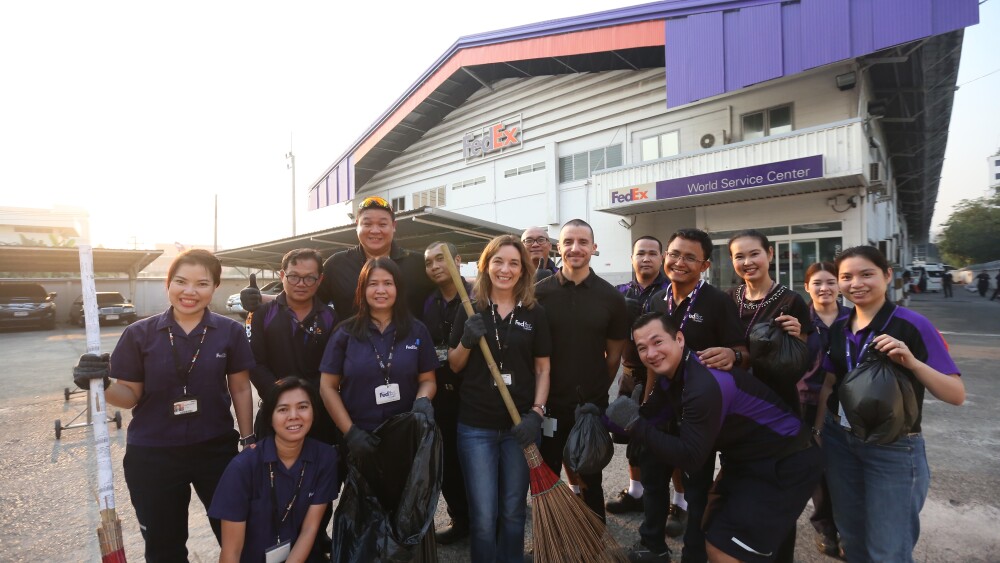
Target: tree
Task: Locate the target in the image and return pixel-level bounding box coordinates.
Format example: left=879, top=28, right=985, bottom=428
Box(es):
left=936, top=190, right=1000, bottom=265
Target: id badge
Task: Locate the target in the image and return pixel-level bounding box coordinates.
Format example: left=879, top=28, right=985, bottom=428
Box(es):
left=172, top=395, right=199, bottom=417
left=435, top=346, right=449, bottom=363
left=541, top=416, right=557, bottom=438
left=492, top=373, right=513, bottom=387
left=375, top=383, right=401, bottom=405
left=264, top=540, right=291, bottom=563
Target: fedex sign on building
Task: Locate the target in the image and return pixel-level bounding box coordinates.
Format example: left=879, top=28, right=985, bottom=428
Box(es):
left=463, top=114, right=522, bottom=162
left=610, top=187, right=650, bottom=204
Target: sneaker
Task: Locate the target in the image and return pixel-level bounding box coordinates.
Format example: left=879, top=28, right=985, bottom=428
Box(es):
left=434, top=520, right=469, bottom=545
left=606, top=489, right=644, bottom=514
left=627, top=541, right=671, bottom=563
left=664, top=504, right=687, bottom=538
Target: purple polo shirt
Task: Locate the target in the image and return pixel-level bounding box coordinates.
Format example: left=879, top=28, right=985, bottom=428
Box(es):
left=208, top=437, right=338, bottom=562
left=319, top=319, right=438, bottom=432
left=110, top=308, right=256, bottom=447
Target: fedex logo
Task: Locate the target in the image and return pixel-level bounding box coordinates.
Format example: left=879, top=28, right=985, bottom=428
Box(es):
left=610, top=187, right=649, bottom=204
left=463, top=114, right=523, bottom=161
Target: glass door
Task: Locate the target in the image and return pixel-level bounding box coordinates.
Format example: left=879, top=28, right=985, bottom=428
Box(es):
left=789, top=240, right=819, bottom=296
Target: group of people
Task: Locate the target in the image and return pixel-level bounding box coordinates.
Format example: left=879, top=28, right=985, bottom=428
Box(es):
left=73, top=195, right=964, bottom=563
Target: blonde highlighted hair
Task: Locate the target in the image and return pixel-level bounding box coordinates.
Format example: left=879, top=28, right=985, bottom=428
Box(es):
left=471, top=235, right=537, bottom=311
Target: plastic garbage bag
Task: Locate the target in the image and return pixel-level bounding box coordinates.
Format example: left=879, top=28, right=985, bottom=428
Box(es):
left=564, top=404, right=614, bottom=474
left=333, top=412, right=442, bottom=563
left=748, top=316, right=811, bottom=389
left=839, top=347, right=918, bottom=445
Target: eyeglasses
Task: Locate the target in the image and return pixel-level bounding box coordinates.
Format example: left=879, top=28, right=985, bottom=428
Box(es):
left=358, top=196, right=394, bottom=214
left=665, top=251, right=706, bottom=264
left=521, top=237, right=550, bottom=246
left=284, top=273, right=320, bottom=287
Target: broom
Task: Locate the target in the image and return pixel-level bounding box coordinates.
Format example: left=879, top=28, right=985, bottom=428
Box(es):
left=441, top=246, right=626, bottom=563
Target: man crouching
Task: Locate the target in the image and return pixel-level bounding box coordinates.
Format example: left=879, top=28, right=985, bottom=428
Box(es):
left=607, top=313, right=821, bottom=563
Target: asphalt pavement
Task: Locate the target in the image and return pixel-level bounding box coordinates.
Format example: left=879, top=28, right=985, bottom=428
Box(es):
left=0, top=288, right=997, bottom=562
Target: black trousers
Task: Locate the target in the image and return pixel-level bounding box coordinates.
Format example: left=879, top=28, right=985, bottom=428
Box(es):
left=681, top=455, right=715, bottom=563
left=540, top=403, right=607, bottom=522
left=802, top=403, right=837, bottom=537
left=122, top=431, right=237, bottom=563
left=434, top=387, right=469, bottom=525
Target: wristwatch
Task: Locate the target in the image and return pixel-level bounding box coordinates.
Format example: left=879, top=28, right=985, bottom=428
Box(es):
left=239, top=433, right=256, bottom=447
left=731, top=348, right=743, bottom=365
left=532, top=404, right=547, bottom=416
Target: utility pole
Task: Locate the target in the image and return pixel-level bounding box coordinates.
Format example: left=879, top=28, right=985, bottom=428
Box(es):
left=213, top=194, right=218, bottom=252
left=287, top=139, right=296, bottom=236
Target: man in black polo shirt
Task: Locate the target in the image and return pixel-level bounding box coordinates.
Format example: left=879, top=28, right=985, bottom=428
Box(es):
left=607, top=236, right=670, bottom=515
left=422, top=241, right=471, bottom=544
left=535, top=218, right=628, bottom=521
left=241, top=196, right=434, bottom=320
left=640, top=228, right=745, bottom=563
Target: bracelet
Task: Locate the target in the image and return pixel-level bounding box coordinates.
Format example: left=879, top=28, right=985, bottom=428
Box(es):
left=811, top=427, right=821, bottom=437
left=239, top=433, right=256, bottom=447
left=532, top=404, right=547, bottom=416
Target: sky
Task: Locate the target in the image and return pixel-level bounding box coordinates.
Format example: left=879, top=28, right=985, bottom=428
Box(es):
left=2, top=0, right=998, bottom=250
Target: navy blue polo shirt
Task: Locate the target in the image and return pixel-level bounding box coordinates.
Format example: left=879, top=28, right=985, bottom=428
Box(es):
left=110, top=309, right=256, bottom=447
left=319, top=319, right=438, bottom=431
left=208, top=436, right=338, bottom=562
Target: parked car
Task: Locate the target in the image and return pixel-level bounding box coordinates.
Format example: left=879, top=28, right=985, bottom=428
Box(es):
left=0, top=283, right=57, bottom=330
left=226, top=280, right=282, bottom=318
left=69, top=292, right=137, bottom=326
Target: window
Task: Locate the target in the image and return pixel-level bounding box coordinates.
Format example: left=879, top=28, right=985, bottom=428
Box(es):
left=996, top=172, right=1000, bottom=180
left=742, top=105, right=793, bottom=140
left=452, top=176, right=486, bottom=190
left=558, top=145, right=623, bottom=183
left=504, top=161, right=545, bottom=178
left=412, top=186, right=446, bottom=208
left=391, top=196, right=406, bottom=212
left=640, top=131, right=680, bottom=162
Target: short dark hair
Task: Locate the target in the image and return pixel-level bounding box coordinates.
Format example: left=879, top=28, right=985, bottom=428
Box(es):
left=633, top=236, right=663, bottom=253
left=632, top=311, right=680, bottom=337
left=425, top=241, right=458, bottom=257
left=257, top=377, right=321, bottom=438
left=281, top=248, right=324, bottom=275
left=169, top=249, right=221, bottom=288
left=345, top=257, right=413, bottom=340
left=805, top=261, right=837, bottom=283
left=668, top=229, right=712, bottom=261
left=836, top=246, right=890, bottom=275
left=727, top=229, right=771, bottom=257
left=560, top=218, right=594, bottom=240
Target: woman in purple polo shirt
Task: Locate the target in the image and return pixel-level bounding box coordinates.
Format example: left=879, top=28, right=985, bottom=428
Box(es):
left=816, top=246, right=965, bottom=562
left=106, top=249, right=256, bottom=562
left=210, top=377, right=339, bottom=563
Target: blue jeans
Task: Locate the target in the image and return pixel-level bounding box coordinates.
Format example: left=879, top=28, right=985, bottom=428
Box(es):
left=457, top=423, right=530, bottom=563
left=823, top=419, right=930, bottom=562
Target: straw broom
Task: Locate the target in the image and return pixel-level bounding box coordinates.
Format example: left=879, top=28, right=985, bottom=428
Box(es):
left=441, top=246, right=626, bottom=563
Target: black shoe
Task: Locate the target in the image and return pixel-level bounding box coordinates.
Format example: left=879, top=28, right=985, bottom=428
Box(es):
left=815, top=531, right=840, bottom=557
left=664, top=504, right=687, bottom=538
left=627, top=541, right=671, bottom=563
left=434, top=520, right=469, bottom=545
left=606, top=489, right=644, bottom=514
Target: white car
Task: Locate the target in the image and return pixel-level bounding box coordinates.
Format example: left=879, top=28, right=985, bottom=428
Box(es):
left=226, top=280, right=283, bottom=318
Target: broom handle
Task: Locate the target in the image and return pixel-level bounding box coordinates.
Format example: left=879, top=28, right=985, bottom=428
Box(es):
left=441, top=245, right=522, bottom=425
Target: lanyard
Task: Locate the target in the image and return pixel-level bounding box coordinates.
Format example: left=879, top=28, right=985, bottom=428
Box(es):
left=268, top=461, right=307, bottom=544
left=167, top=325, right=208, bottom=395
left=489, top=300, right=518, bottom=372
left=665, top=280, right=703, bottom=332
left=845, top=306, right=897, bottom=371
left=368, top=330, right=397, bottom=386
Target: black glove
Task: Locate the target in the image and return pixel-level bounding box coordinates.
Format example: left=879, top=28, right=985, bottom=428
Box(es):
left=411, top=396, right=435, bottom=420
left=575, top=402, right=601, bottom=419
left=344, top=425, right=380, bottom=461
left=624, top=297, right=643, bottom=321
left=606, top=395, right=641, bottom=432
left=460, top=313, right=487, bottom=349
left=511, top=411, right=543, bottom=448
left=239, top=273, right=262, bottom=313
left=73, top=353, right=111, bottom=390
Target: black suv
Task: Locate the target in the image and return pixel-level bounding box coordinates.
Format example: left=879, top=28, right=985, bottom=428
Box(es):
left=0, top=283, right=57, bottom=330
left=69, top=292, right=137, bottom=326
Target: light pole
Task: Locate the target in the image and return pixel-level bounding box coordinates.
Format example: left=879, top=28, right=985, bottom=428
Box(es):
left=286, top=150, right=296, bottom=236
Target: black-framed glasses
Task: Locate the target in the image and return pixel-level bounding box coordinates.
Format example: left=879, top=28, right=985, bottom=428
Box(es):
left=284, top=273, right=320, bottom=287
left=521, top=237, right=550, bottom=246
left=358, top=196, right=393, bottom=213
left=665, top=251, right=706, bottom=264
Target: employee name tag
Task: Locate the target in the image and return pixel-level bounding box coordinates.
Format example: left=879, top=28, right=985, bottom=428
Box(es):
left=541, top=416, right=557, bottom=438
left=435, top=346, right=449, bottom=363
left=172, top=395, right=199, bottom=417
left=492, top=373, right=513, bottom=387
left=264, top=540, right=291, bottom=563
left=375, top=383, right=401, bottom=405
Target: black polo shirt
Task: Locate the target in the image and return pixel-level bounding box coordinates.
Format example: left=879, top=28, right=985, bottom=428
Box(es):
left=449, top=303, right=551, bottom=429
left=318, top=242, right=435, bottom=321
left=618, top=272, right=670, bottom=369
left=649, top=281, right=744, bottom=353
left=535, top=269, right=628, bottom=411
left=422, top=282, right=471, bottom=396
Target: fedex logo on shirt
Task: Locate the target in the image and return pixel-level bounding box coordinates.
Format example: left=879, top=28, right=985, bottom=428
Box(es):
left=610, top=187, right=649, bottom=204
left=514, top=319, right=533, bottom=332
left=405, top=344, right=419, bottom=350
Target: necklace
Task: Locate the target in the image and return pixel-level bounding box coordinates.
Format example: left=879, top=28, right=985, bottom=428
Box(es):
left=736, top=281, right=781, bottom=311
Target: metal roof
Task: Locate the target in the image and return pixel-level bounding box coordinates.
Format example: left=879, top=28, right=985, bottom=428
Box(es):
left=214, top=206, right=522, bottom=271
left=0, top=246, right=162, bottom=277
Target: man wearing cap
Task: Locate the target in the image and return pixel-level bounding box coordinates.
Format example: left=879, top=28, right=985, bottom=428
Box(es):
left=521, top=226, right=558, bottom=282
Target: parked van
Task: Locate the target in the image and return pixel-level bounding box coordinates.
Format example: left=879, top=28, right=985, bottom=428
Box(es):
left=909, top=263, right=945, bottom=292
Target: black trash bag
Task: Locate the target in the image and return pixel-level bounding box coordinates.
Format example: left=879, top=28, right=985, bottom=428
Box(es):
left=564, top=404, right=614, bottom=474
left=747, top=315, right=811, bottom=389
left=838, top=347, right=918, bottom=445
left=333, top=412, right=443, bottom=563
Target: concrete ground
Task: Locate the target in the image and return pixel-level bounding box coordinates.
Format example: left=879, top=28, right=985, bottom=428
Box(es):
left=0, top=288, right=997, bottom=562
